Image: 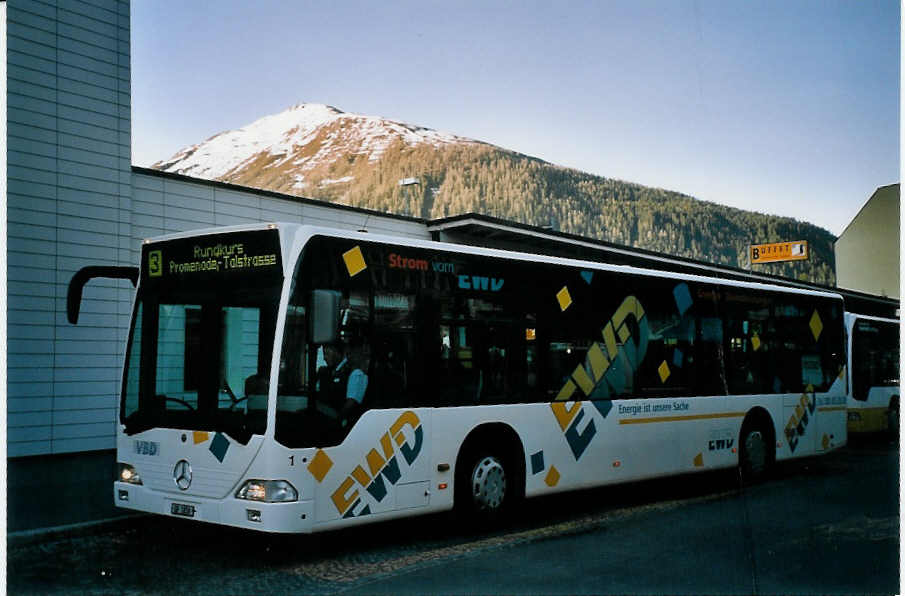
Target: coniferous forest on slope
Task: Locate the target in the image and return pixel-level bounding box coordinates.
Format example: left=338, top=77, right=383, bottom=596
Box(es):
left=188, top=138, right=838, bottom=285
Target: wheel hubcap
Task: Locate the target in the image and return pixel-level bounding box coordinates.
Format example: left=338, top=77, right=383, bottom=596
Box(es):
left=471, top=456, right=506, bottom=511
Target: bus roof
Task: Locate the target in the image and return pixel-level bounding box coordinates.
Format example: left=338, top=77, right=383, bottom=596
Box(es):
left=845, top=312, right=900, bottom=325
left=143, top=222, right=847, bottom=303
left=290, top=224, right=846, bottom=303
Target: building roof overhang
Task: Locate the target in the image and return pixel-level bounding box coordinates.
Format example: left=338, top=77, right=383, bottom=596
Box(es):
left=428, top=212, right=899, bottom=318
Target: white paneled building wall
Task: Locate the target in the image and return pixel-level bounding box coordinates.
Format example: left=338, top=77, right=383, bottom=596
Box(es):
left=6, top=0, right=429, bottom=458
left=7, top=0, right=132, bottom=457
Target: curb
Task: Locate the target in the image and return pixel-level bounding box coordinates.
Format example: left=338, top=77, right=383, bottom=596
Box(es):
left=7, top=514, right=146, bottom=547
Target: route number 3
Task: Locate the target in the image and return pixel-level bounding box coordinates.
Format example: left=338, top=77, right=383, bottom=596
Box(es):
left=149, top=250, right=162, bottom=277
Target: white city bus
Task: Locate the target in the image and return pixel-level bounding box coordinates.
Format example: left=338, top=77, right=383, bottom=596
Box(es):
left=845, top=313, right=900, bottom=435
left=70, top=223, right=848, bottom=534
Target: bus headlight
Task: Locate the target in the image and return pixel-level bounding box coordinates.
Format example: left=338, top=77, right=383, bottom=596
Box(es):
left=118, top=463, right=143, bottom=485
left=235, top=480, right=298, bottom=502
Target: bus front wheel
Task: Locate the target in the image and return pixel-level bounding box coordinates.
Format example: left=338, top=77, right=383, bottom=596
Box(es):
left=456, top=448, right=511, bottom=519
left=470, top=455, right=507, bottom=511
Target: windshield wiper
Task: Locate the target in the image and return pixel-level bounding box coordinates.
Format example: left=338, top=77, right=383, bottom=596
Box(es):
left=123, top=394, right=197, bottom=435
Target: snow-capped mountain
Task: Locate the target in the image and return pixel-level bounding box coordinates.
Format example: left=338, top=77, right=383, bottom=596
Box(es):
left=153, top=103, right=480, bottom=193
left=151, top=102, right=837, bottom=285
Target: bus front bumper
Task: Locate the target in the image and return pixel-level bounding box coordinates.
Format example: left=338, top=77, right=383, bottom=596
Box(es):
left=114, top=481, right=316, bottom=533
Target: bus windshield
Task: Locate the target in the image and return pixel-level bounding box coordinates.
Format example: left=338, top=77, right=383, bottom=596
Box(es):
left=121, top=229, right=283, bottom=443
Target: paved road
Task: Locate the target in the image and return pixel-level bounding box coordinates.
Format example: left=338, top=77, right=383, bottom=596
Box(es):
left=7, top=437, right=898, bottom=595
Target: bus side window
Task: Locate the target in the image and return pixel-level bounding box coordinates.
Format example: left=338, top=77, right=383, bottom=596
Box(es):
left=724, top=293, right=772, bottom=395
left=634, top=281, right=693, bottom=397
left=540, top=266, right=600, bottom=400
left=456, top=325, right=484, bottom=404
left=772, top=299, right=843, bottom=393
left=692, top=286, right=726, bottom=396
left=471, top=321, right=526, bottom=404
left=431, top=322, right=482, bottom=406
left=372, top=292, right=417, bottom=409
left=772, top=301, right=812, bottom=392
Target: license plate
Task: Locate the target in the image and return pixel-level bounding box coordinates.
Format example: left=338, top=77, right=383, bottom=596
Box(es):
left=170, top=503, right=196, bottom=518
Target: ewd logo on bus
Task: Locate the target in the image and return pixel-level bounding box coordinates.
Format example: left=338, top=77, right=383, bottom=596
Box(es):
left=331, top=411, right=424, bottom=518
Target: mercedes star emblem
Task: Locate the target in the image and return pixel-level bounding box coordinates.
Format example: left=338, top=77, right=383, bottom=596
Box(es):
left=173, top=459, right=192, bottom=491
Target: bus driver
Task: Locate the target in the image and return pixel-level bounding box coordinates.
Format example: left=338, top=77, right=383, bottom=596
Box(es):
left=317, top=339, right=369, bottom=431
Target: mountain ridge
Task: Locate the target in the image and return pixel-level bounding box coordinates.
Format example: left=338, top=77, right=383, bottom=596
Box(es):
left=153, top=103, right=836, bottom=284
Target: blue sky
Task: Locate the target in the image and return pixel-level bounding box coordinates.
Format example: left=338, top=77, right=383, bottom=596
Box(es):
left=131, top=0, right=899, bottom=236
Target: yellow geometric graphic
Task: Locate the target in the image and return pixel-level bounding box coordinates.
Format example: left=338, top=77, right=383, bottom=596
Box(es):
left=193, top=431, right=209, bottom=444
left=587, top=342, right=609, bottom=381
left=551, top=400, right=582, bottom=431
left=351, top=465, right=370, bottom=487
left=545, top=465, right=561, bottom=487
left=693, top=453, right=704, bottom=467
left=571, top=363, right=595, bottom=395
left=658, top=360, right=671, bottom=383
left=556, top=287, right=572, bottom=311
left=602, top=323, right=618, bottom=356
left=822, top=434, right=830, bottom=450
left=342, top=246, right=367, bottom=277
left=307, top=449, right=334, bottom=483
left=555, top=379, right=577, bottom=402
left=751, top=333, right=761, bottom=352
left=809, top=310, right=823, bottom=341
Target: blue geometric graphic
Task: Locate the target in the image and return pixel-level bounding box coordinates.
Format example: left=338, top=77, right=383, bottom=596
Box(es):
left=591, top=399, right=613, bottom=419
left=343, top=500, right=361, bottom=518
left=580, top=271, right=594, bottom=285
left=531, top=451, right=545, bottom=475
left=673, top=283, right=693, bottom=316
left=564, top=409, right=596, bottom=461
left=209, top=432, right=229, bottom=463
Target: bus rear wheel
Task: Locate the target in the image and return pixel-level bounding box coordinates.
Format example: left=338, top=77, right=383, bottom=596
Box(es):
left=739, top=427, right=771, bottom=484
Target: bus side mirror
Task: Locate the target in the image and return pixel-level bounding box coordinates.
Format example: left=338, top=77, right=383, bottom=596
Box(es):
left=67, top=266, right=139, bottom=324
left=310, top=290, right=341, bottom=345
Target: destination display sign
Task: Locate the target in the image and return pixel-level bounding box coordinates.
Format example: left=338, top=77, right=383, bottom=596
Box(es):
left=749, top=240, right=808, bottom=264
left=141, top=229, right=282, bottom=288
